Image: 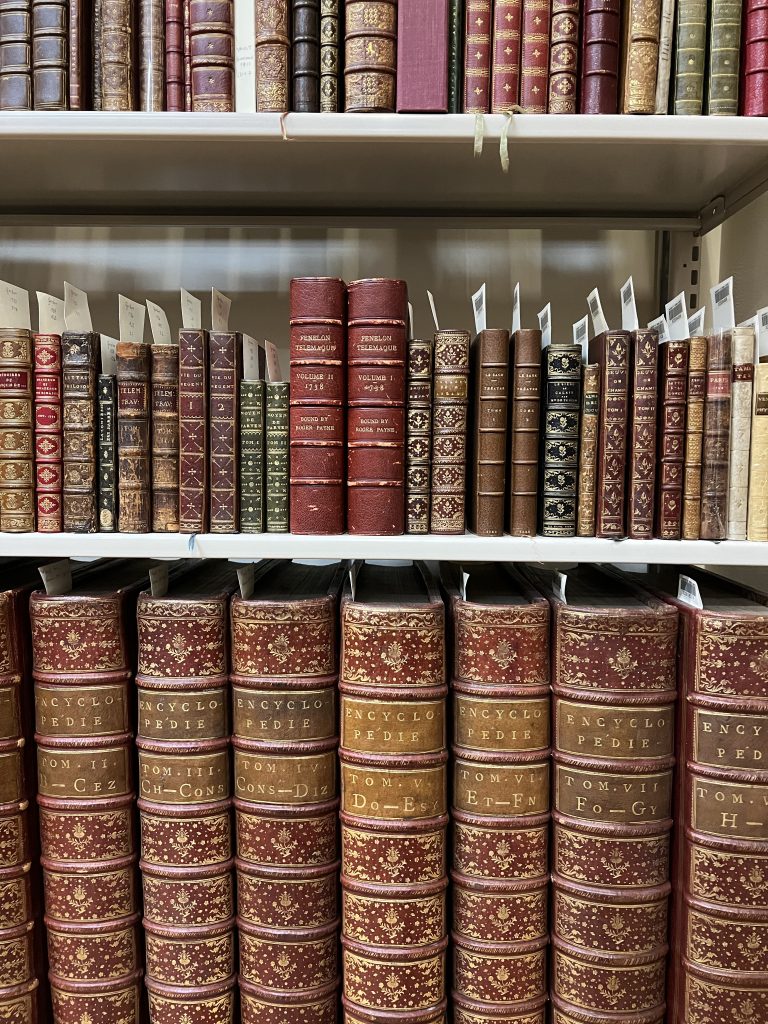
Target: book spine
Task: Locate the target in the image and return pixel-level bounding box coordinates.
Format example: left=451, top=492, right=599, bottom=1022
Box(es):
left=319, top=0, right=339, bottom=110
left=700, top=332, right=732, bottom=540
left=540, top=344, right=581, bottom=538
left=592, top=330, right=630, bottom=538
left=673, top=0, right=706, bottom=113
left=266, top=381, right=289, bottom=532
left=655, top=339, right=689, bottom=539
left=508, top=329, right=541, bottom=537
left=344, top=0, right=397, bottom=111
left=470, top=329, right=509, bottom=537
left=150, top=344, right=179, bottom=533
left=742, top=0, right=768, bottom=115
left=67, top=0, right=87, bottom=108
left=489, top=0, right=520, bottom=113
left=62, top=331, right=99, bottom=533
left=622, top=0, right=662, bottom=114
left=116, top=341, right=151, bottom=534
left=579, top=0, right=620, bottom=113
left=208, top=332, right=241, bottom=534
left=576, top=364, right=600, bottom=538
left=183, top=0, right=191, bottom=107
left=32, top=0, right=68, bottom=108
left=139, top=0, right=164, bottom=109
left=0, top=0, right=32, bottom=108
left=0, top=329, right=34, bottom=532
left=708, top=0, right=743, bottom=114
left=654, top=0, right=675, bottom=111
left=430, top=329, right=470, bottom=535
left=406, top=338, right=433, bottom=535
left=136, top=585, right=236, bottom=1023
left=292, top=0, right=320, bottom=110
left=548, top=0, right=579, bottom=112
left=748, top=363, right=768, bottom=541
left=93, top=0, right=102, bottom=106
left=100, top=0, right=134, bottom=109
left=520, top=0, right=549, bottom=112
left=165, top=0, right=184, bottom=109
left=178, top=329, right=209, bottom=534
left=396, top=0, right=450, bottom=112
left=464, top=0, right=492, bottom=111
left=447, top=0, right=462, bottom=111
left=726, top=326, right=755, bottom=540
left=34, top=332, right=63, bottom=533
left=97, top=373, right=117, bottom=533
left=255, top=0, right=289, bottom=110
left=347, top=278, right=408, bottom=536
left=626, top=328, right=659, bottom=539
left=240, top=379, right=265, bottom=534
left=682, top=335, right=707, bottom=540
left=189, top=0, right=234, bottom=110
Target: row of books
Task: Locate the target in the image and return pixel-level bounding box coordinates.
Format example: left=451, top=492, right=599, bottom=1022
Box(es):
left=2, top=555, right=766, bottom=1024
left=2, top=0, right=767, bottom=116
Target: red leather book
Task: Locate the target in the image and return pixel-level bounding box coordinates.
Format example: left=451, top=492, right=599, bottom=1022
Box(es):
left=150, top=344, right=179, bottom=533
left=626, top=328, right=659, bottom=539
left=189, top=0, right=234, bottom=110
left=0, top=329, right=34, bottom=533
left=34, top=333, right=63, bottom=533
left=165, top=0, right=184, bottom=109
left=396, top=0, right=449, bottom=111
left=178, top=329, right=209, bottom=534
left=347, top=278, right=407, bottom=536
left=469, top=329, right=509, bottom=537
left=579, top=0, right=621, bottom=113
left=489, top=0, right=521, bottom=112
left=742, top=0, right=768, bottom=115
left=208, top=332, right=242, bottom=533
left=588, top=330, right=630, bottom=538
left=464, top=0, right=493, bottom=112
left=520, top=0, right=550, bottom=112
left=289, top=276, right=346, bottom=535
left=655, top=339, right=689, bottom=539
left=700, top=332, right=732, bottom=541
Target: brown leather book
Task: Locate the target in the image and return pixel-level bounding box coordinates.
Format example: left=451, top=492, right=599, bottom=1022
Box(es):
left=179, top=329, right=209, bottom=534
left=430, top=329, right=470, bottom=535
left=507, top=329, right=541, bottom=538
left=100, top=0, right=134, bottom=109
left=344, top=0, right=397, bottom=111
left=576, top=363, right=600, bottom=537
left=339, top=562, right=448, bottom=1023
left=292, top=0, right=319, bottom=110
left=621, top=0, right=662, bottom=113
left=139, top=0, right=164, bottom=109
left=255, top=0, right=289, bottom=110
left=0, top=0, right=32, bottom=108
left=150, top=344, right=179, bottom=533
left=231, top=560, right=345, bottom=1024
left=655, top=338, right=689, bottom=539
left=682, top=335, right=707, bottom=540
left=0, top=329, right=34, bottom=533
left=189, top=0, right=233, bottom=110
left=136, top=563, right=237, bottom=1024
left=116, top=341, right=151, bottom=534
left=92, top=0, right=101, bottom=105
left=62, top=331, right=99, bottom=533
left=34, top=333, right=63, bottom=533
left=589, top=330, right=630, bottom=538
left=67, top=0, right=90, bottom=107
left=443, top=563, right=550, bottom=1024
left=469, top=329, right=509, bottom=537
left=488, top=0, right=520, bottom=113
left=548, top=0, right=579, bottom=112
left=319, top=0, right=338, bottom=110
left=32, top=0, right=67, bottom=108
left=208, top=332, right=242, bottom=534
left=406, top=337, right=433, bottom=535
left=183, top=0, right=190, bottom=107
left=626, top=328, right=659, bottom=539
left=164, top=0, right=184, bottom=108
left=700, top=331, right=732, bottom=540
left=526, top=564, right=679, bottom=1024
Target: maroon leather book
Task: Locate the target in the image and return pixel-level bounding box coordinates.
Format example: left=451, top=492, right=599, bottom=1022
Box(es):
left=347, top=278, right=407, bottom=536
left=548, top=0, right=580, bottom=112
left=626, top=328, right=659, bottom=539
left=189, top=0, right=233, bottom=110
left=34, top=333, right=63, bottom=534
left=490, top=0, right=521, bottom=112
left=208, top=331, right=241, bottom=533
left=178, top=329, right=208, bottom=534
left=165, top=0, right=184, bottom=109
left=289, top=277, right=346, bottom=535
left=396, top=0, right=449, bottom=111
left=588, top=330, right=630, bottom=538
left=655, top=339, right=689, bottom=539
left=579, top=0, right=621, bottom=113
left=742, top=0, right=768, bottom=115
left=464, top=0, right=493, bottom=111
left=520, top=0, right=550, bottom=112
left=700, top=332, right=732, bottom=541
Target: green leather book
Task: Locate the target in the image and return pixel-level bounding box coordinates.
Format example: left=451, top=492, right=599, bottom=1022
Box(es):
left=447, top=0, right=463, bottom=112
left=673, top=0, right=707, bottom=114
left=707, top=0, right=743, bottom=114
left=266, top=381, right=289, bottom=532
left=240, top=379, right=264, bottom=534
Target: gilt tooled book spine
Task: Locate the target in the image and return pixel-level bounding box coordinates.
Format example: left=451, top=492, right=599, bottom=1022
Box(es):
left=0, top=329, right=34, bottom=533
left=548, top=0, right=579, bottom=112
left=700, top=332, right=732, bottom=540
left=116, top=341, right=151, bottom=534
left=576, top=364, right=600, bottom=538
left=742, top=0, right=768, bottom=115
left=34, top=333, right=62, bottom=533
left=208, top=332, right=242, bottom=534
left=139, top=0, right=164, bottom=109
left=674, top=0, right=706, bottom=113
left=339, top=562, right=448, bottom=1022
left=589, top=330, right=630, bottom=538
left=489, top=0, right=520, bottom=113
left=726, top=325, right=755, bottom=541
left=289, top=276, right=346, bottom=535
left=240, top=380, right=264, bottom=534
left=708, top=0, right=743, bottom=114
left=320, top=0, right=339, bottom=109
left=255, top=0, right=289, bottom=111
left=190, top=0, right=234, bottom=110
left=231, top=560, right=345, bottom=1024
left=293, top=0, right=320, bottom=110
left=266, top=381, right=289, bottom=533
left=100, top=0, right=134, bottom=109
left=579, top=0, right=621, bottom=112
left=32, top=0, right=68, bottom=108
left=62, top=331, right=99, bottom=533
left=448, top=0, right=463, bottom=112
left=406, top=338, right=433, bottom=535
left=540, top=343, right=581, bottom=538
left=344, top=0, right=397, bottom=111
left=150, top=344, right=179, bottom=533
left=655, top=339, right=689, bottom=539
left=682, top=335, right=707, bottom=540
left=520, top=0, right=550, bottom=112
left=0, top=0, right=32, bottom=108
left=469, top=329, right=509, bottom=537
left=396, top=0, right=450, bottom=112
left=443, top=563, right=550, bottom=1024
left=430, top=330, right=470, bottom=535
left=97, top=374, right=117, bottom=533
left=92, top=0, right=102, bottom=106
left=179, top=329, right=209, bottom=534
left=507, top=329, right=541, bottom=537
left=165, top=0, right=184, bottom=108
left=183, top=0, right=191, bottom=107
left=67, top=0, right=90, bottom=108
left=347, top=278, right=407, bottom=536
left=748, top=362, right=768, bottom=541
left=626, top=328, right=659, bottom=539
left=622, top=0, right=662, bottom=114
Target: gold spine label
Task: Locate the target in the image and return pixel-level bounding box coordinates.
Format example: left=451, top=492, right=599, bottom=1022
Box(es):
left=139, top=751, right=229, bottom=804
left=342, top=696, right=445, bottom=754
left=233, top=687, right=336, bottom=742
left=37, top=746, right=131, bottom=799
left=691, top=776, right=768, bottom=840
left=555, top=766, right=672, bottom=823
left=341, top=763, right=446, bottom=819
left=454, top=695, right=549, bottom=753
left=693, top=709, right=766, bottom=770
left=35, top=684, right=130, bottom=736
left=0, top=686, right=20, bottom=740
left=556, top=700, right=674, bottom=760
left=138, top=688, right=228, bottom=741
left=453, top=760, right=549, bottom=816
left=235, top=750, right=336, bottom=804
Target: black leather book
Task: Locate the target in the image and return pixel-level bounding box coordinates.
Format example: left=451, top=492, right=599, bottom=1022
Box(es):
left=293, top=0, right=320, bottom=110
left=97, top=373, right=117, bottom=532
left=539, top=343, right=581, bottom=536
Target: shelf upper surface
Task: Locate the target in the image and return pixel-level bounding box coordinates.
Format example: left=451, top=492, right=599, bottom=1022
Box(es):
left=2, top=112, right=768, bottom=222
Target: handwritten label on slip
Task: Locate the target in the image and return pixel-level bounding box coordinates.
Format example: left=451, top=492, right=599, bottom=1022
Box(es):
left=37, top=292, right=65, bottom=334
left=573, top=315, right=589, bottom=363
left=460, top=567, right=470, bottom=601
left=471, top=283, right=486, bottom=335
left=0, top=281, right=31, bottom=330
left=237, top=563, right=255, bottom=600
left=265, top=339, right=283, bottom=383
left=665, top=291, right=688, bottom=342
left=349, top=560, right=361, bottom=600
left=711, top=276, right=735, bottom=333
left=648, top=314, right=670, bottom=343
left=408, top=301, right=414, bottom=340
left=100, top=335, right=119, bottom=376
left=688, top=306, right=706, bottom=337
left=180, top=288, right=202, bottom=330
left=149, top=564, right=170, bottom=598
left=64, top=282, right=93, bottom=332
left=146, top=300, right=173, bottom=345
left=553, top=572, right=567, bottom=604
left=39, top=559, right=73, bottom=596
left=738, top=314, right=759, bottom=363
left=118, top=295, right=146, bottom=344
left=243, top=334, right=264, bottom=381
left=678, top=574, right=703, bottom=609
left=587, top=287, right=609, bottom=336
left=427, top=290, right=440, bottom=332
left=511, top=282, right=521, bottom=334
left=211, top=288, right=231, bottom=332
left=538, top=303, right=551, bottom=348
left=620, top=276, right=639, bottom=332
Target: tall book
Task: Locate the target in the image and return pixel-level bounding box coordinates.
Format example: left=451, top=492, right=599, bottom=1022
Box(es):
left=707, top=0, right=743, bottom=114
left=682, top=335, right=707, bottom=540
left=240, top=379, right=264, bottom=534
left=99, top=0, right=134, bottom=108
left=748, top=361, right=768, bottom=541
left=520, top=0, right=550, bottom=112
left=183, top=0, right=191, bottom=108
left=254, top=0, right=289, bottom=110
left=465, top=0, right=493, bottom=111
left=742, top=0, right=768, bottom=115
left=443, top=563, right=550, bottom=1024
left=165, top=0, right=184, bottom=109
left=396, top=0, right=449, bottom=111
left=33, top=331, right=63, bottom=532
left=579, top=0, right=620, bottom=112
left=430, top=329, right=470, bottom=534
left=0, top=329, right=34, bottom=532
left=320, top=0, right=339, bottom=110
left=344, top=0, right=396, bottom=111
left=208, top=331, right=242, bottom=533
left=138, top=0, right=163, bottom=109
left=700, top=331, right=732, bottom=540
left=654, top=0, right=675, bottom=112
left=626, top=328, right=659, bottom=539
left=136, top=562, right=237, bottom=1024
left=726, top=325, right=755, bottom=540
left=548, top=0, right=579, bottom=113
left=32, top=0, right=68, bottom=108
left=62, top=331, right=99, bottom=533
left=189, top=0, right=233, bottom=109
left=673, top=0, right=706, bottom=113
left=0, top=0, right=32, bottom=108
left=469, top=328, right=509, bottom=537
left=347, top=278, right=407, bottom=536
left=576, top=363, right=600, bottom=537
left=97, top=373, right=117, bottom=532
left=447, top=0, right=463, bottom=111
left=265, top=381, right=289, bottom=532
left=406, top=337, right=433, bottom=534
left=507, top=328, right=541, bottom=537
left=656, top=338, right=689, bottom=539
left=116, top=341, right=151, bottom=533
left=67, top=0, right=90, bottom=107
left=589, top=329, right=630, bottom=538
left=150, top=343, right=179, bottom=532
left=621, top=0, right=662, bottom=113
left=339, top=562, right=448, bottom=1023
left=231, top=560, right=344, bottom=1024
left=526, top=564, right=679, bottom=1024
left=489, top=0, right=520, bottom=112
left=539, top=343, right=581, bottom=538
left=178, top=328, right=208, bottom=534
left=289, top=276, right=346, bottom=535
left=292, top=0, right=319, bottom=110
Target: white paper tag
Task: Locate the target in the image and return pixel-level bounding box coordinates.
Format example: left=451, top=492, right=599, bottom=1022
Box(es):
left=211, top=288, right=231, bottom=332
left=471, top=283, right=486, bottom=335
left=149, top=564, right=170, bottom=598
left=243, top=334, right=264, bottom=381
left=349, top=561, right=361, bottom=600
left=0, top=281, right=31, bottom=330
left=426, top=290, right=440, bottom=332
left=264, top=339, right=283, bottom=383
left=757, top=306, right=768, bottom=359
left=573, top=315, right=589, bottom=363
left=408, top=302, right=414, bottom=340
left=538, top=303, right=551, bottom=348
left=553, top=571, right=567, bottom=604
left=648, top=314, right=670, bottom=343
left=237, top=564, right=255, bottom=600
left=146, top=300, right=173, bottom=345
left=39, top=559, right=73, bottom=596
left=688, top=306, right=706, bottom=337
left=100, top=335, right=119, bottom=376
left=511, top=282, right=521, bottom=334
left=739, top=314, right=759, bottom=363
left=36, top=292, right=65, bottom=334
left=678, top=574, right=704, bottom=609
left=587, top=287, right=609, bottom=336
left=620, top=276, right=639, bottom=332
left=665, top=291, right=688, bottom=341
left=180, top=288, right=202, bottom=330
left=460, top=568, right=470, bottom=601
left=711, top=276, right=735, bottom=333
left=118, top=295, right=146, bottom=344
left=64, top=282, right=93, bottom=332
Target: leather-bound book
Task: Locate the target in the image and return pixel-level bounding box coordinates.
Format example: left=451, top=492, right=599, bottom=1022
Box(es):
left=430, top=329, right=470, bottom=534
left=339, top=562, right=448, bottom=1023
left=320, top=0, right=339, bottom=110
left=396, top=0, right=449, bottom=111
left=442, top=563, right=550, bottom=1024
left=347, top=278, right=407, bottom=536
left=682, top=335, right=707, bottom=540
left=150, top=344, right=179, bottom=533
left=183, top=0, right=191, bottom=107
left=707, top=0, right=743, bottom=114
left=34, top=332, right=63, bottom=533
left=179, top=328, right=209, bottom=534
left=465, top=0, right=493, bottom=113
left=0, top=329, right=34, bottom=532
left=507, top=329, right=541, bottom=537
left=67, top=0, right=91, bottom=107
left=255, top=0, right=289, bottom=110
left=406, top=337, right=433, bottom=535
left=700, top=332, right=732, bottom=540
left=748, top=361, right=768, bottom=540
left=62, top=331, right=99, bottom=534
left=344, top=0, right=397, bottom=111
left=654, top=0, right=675, bottom=112
left=240, top=379, right=264, bottom=534
left=548, top=0, right=579, bottom=112
left=469, top=329, right=509, bottom=537
left=190, top=0, right=234, bottom=110
left=579, top=0, right=621, bottom=113
left=576, top=363, right=600, bottom=538
left=231, top=560, right=345, bottom=1024
left=520, top=0, right=550, bottom=112
left=32, top=0, right=67, bottom=108
left=293, top=0, right=319, bottom=109
left=208, top=332, right=242, bottom=534
left=673, top=0, right=706, bottom=113
left=0, top=0, right=32, bottom=108
left=447, top=0, right=462, bottom=111
left=116, top=342, right=151, bottom=534
left=97, top=374, right=117, bottom=533
left=526, top=564, right=679, bottom=1024
left=589, top=330, right=630, bottom=538
left=100, top=0, right=134, bottom=109
left=139, top=0, right=164, bottom=108
left=165, top=0, right=184, bottom=109
left=726, top=325, right=755, bottom=540
left=266, top=381, right=289, bottom=532
left=655, top=338, right=688, bottom=539
left=742, top=0, right=768, bottom=115
left=539, top=343, right=581, bottom=538
left=489, top=0, right=521, bottom=113
left=136, top=562, right=237, bottom=1024
left=621, top=0, right=662, bottom=113
left=626, top=328, right=659, bottom=539
left=92, top=0, right=102, bottom=105
left=289, top=276, right=346, bottom=536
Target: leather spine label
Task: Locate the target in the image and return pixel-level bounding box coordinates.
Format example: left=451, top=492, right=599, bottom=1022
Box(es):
left=691, top=775, right=768, bottom=839
left=555, top=701, right=674, bottom=760
left=35, top=684, right=130, bottom=735
left=233, top=687, right=336, bottom=742
left=453, top=759, right=549, bottom=815
left=37, top=745, right=131, bottom=798
left=138, top=750, right=229, bottom=804
left=555, top=765, right=672, bottom=823
left=138, top=687, right=228, bottom=740
left=707, top=369, right=731, bottom=396
left=235, top=749, right=336, bottom=802
left=341, top=696, right=445, bottom=754
left=454, top=695, right=549, bottom=752
left=340, top=763, right=446, bottom=819
left=693, top=708, right=765, bottom=768
left=0, top=686, right=20, bottom=738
